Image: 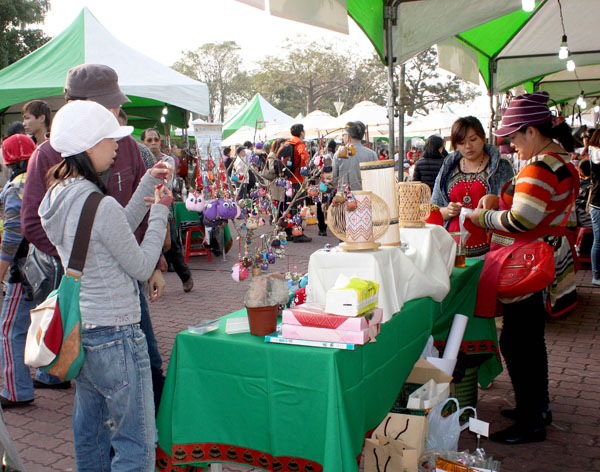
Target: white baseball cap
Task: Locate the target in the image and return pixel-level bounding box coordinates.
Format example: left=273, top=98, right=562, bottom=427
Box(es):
left=50, top=100, right=133, bottom=157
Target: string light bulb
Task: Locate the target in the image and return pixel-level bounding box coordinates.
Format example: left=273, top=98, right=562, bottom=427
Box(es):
left=522, top=0, right=535, bottom=12
left=566, top=59, right=576, bottom=72
left=558, top=35, right=569, bottom=60
left=162, top=106, right=168, bottom=115
left=160, top=116, right=166, bottom=123
left=594, top=101, right=600, bottom=113
left=576, top=92, right=586, bottom=109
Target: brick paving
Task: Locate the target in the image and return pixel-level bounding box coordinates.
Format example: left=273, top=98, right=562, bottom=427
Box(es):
left=1, top=223, right=598, bottom=471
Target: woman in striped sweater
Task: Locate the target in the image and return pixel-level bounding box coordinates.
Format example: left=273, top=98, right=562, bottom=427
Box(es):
left=466, top=92, right=578, bottom=445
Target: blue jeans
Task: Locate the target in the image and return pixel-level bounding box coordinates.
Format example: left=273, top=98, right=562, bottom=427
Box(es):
left=591, top=206, right=600, bottom=279
left=0, top=283, right=35, bottom=401
left=73, top=324, right=155, bottom=472
left=138, top=282, right=164, bottom=412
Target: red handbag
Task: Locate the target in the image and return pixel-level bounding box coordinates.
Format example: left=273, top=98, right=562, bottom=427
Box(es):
left=497, top=240, right=555, bottom=298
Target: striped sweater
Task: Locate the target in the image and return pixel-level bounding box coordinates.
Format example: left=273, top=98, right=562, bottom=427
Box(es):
left=479, top=152, right=576, bottom=232
left=478, top=151, right=577, bottom=316
left=0, top=172, right=27, bottom=263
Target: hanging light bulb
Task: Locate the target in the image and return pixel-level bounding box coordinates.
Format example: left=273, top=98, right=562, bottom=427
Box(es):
left=566, top=60, right=576, bottom=72
left=162, top=106, right=168, bottom=115
left=160, top=116, right=166, bottom=123
left=522, top=0, right=535, bottom=12
left=558, top=35, right=569, bottom=60
left=576, top=92, right=587, bottom=109
left=594, top=102, right=600, bottom=113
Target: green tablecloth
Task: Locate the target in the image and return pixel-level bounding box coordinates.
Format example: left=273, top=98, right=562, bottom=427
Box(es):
left=431, top=260, right=501, bottom=389
left=156, top=260, right=500, bottom=472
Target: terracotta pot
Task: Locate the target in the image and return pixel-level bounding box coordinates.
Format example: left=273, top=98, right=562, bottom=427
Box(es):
left=246, top=305, right=279, bottom=336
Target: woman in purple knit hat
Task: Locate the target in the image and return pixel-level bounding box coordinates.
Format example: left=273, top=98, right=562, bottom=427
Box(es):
left=467, top=92, right=578, bottom=445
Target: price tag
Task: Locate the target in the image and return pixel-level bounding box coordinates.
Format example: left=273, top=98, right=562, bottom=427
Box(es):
left=468, top=417, right=489, bottom=437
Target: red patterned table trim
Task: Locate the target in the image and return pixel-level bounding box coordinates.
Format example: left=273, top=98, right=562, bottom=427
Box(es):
left=156, top=443, right=323, bottom=472
left=433, top=339, right=500, bottom=360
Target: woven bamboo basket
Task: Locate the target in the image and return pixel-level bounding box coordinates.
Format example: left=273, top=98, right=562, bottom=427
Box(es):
left=360, top=159, right=401, bottom=246
left=397, top=182, right=431, bottom=227
left=327, top=191, right=390, bottom=251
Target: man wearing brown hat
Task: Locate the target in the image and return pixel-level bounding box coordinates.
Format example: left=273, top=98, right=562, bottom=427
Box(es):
left=21, top=64, right=168, bottom=408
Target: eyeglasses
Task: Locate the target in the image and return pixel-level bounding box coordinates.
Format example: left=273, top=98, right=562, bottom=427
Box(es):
left=146, top=138, right=160, bottom=143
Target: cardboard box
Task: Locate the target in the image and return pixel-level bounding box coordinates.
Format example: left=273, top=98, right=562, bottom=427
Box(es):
left=406, top=358, right=454, bottom=385
left=281, top=323, right=380, bottom=345
left=282, top=303, right=383, bottom=331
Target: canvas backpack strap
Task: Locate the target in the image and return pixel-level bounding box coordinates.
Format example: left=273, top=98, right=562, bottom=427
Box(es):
left=67, top=192, right=104, bottom=275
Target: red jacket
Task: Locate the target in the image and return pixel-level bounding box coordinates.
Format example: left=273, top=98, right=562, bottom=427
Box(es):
left=22, top=136, right=147, bottom=257
left=284, top=136, right=309, bottom=184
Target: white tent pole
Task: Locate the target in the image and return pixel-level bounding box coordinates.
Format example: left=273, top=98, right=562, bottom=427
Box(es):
left=488, top=60, right=497, bottom=143
left=398, top=64, right=406, bottom=179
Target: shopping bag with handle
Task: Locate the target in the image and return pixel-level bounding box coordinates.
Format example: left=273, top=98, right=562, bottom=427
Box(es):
left=426, top=397, right=476, bottom=452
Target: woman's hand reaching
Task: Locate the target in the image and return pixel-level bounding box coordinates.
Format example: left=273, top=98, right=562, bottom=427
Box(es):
left=154, top=184, right=173, bottom=208
left=150, top=161, right=171, bottom=181
left=477, top=194, right=499, bottom=210
left=441, top=201, right=462, bottom=220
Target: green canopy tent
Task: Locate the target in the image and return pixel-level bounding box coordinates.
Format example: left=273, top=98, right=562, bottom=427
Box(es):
left=222, top=93, right=293, bottom=139
left=234, top=0, right=523, bottom=175
left=0, top=7, right=209, bottom=134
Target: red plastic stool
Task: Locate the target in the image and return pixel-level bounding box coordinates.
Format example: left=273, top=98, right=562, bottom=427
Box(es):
left=575, top=227, right=592, bottom=264
left=184, top=225, right=212, bottom=263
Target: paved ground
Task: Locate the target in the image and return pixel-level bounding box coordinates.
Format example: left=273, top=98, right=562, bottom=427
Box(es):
left=1, top=223, right=598, bottom=471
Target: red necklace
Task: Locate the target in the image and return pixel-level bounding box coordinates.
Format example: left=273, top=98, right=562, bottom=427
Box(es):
left=461, top=155, right=487, bottom=206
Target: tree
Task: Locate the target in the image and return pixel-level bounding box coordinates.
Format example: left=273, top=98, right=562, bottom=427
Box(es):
left=243, top=39, right=361, bottom=116
left=398, top=47, right=481, bottom=117
left=173, top=41, right=242, bottom=122
left=0, top=0, right=51, bottom=68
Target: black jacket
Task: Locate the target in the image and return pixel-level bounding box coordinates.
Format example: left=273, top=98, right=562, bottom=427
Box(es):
left=412, top=152, right=444, bottom=190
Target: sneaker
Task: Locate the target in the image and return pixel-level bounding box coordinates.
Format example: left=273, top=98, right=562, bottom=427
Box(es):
left=183, top=278, right=194, bottom=293
left=0, top=395, right=33, bottom=409
left=33, top=379, right=71, bottom=390
left=293, top=234, right=312, bottom=243
left=592, top=278, right=600, bottom=286
left=318, top=230, right=327, bottom=236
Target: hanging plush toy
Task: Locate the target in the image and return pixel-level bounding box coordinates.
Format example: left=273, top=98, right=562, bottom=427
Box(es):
left=308, top=186, right=319, bottom=198
left=216, top=199, right=238, bottom=219
left=246, top=218, right=259, bottom=230
left=185, top=191, right=205, bottom=212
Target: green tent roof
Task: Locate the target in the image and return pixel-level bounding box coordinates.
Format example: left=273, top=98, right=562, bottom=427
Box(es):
left=222, top=93, right=293, bottom=139
left=0, top=8, right=209, bottom=131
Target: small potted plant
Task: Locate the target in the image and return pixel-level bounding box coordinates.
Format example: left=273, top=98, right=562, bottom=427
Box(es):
left=244, top=274, right=289, bottom=336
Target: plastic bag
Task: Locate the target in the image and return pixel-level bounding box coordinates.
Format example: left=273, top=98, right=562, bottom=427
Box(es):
left=426, top=398, right=475, bottom=452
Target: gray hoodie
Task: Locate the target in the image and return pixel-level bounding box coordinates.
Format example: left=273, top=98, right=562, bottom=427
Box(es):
left=39, top=172, right=168, bottom=326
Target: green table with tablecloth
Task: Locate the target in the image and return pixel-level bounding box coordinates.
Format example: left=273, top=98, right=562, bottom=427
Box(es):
left=155, top=260, right=500, bottom=472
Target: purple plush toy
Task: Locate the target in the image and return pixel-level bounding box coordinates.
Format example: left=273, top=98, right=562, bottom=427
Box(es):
left=204, top=200, right=219, bottom=220
left=217, top=199, right=238, bottom=219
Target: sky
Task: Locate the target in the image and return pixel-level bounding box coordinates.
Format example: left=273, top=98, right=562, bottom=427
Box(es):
left=40, top=0, right=375, bottom=67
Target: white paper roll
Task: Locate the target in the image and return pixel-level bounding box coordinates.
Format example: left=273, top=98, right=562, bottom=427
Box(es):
left=442, top=314, right=469, bottom=360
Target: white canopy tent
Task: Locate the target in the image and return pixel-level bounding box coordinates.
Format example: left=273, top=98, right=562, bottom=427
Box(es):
left=222, top=126, right=259, bottom=147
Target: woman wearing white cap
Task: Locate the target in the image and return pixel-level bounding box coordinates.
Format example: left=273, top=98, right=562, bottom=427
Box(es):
left=40, top=100, right=171, bottom=470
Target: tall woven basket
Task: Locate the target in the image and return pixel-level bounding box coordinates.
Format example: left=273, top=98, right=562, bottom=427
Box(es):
left=397, top=182, right=431, bottom=228
left=327, top=191, right=390, bottom=251
left=360, top=159, right=401, bottom=246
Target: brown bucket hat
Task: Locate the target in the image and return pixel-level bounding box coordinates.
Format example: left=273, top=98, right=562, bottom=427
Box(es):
left=64, top=64, right=130, bottom=108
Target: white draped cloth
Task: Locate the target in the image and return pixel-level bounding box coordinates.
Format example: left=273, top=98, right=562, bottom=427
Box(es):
left=307, top=225, right=456, bottom=323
